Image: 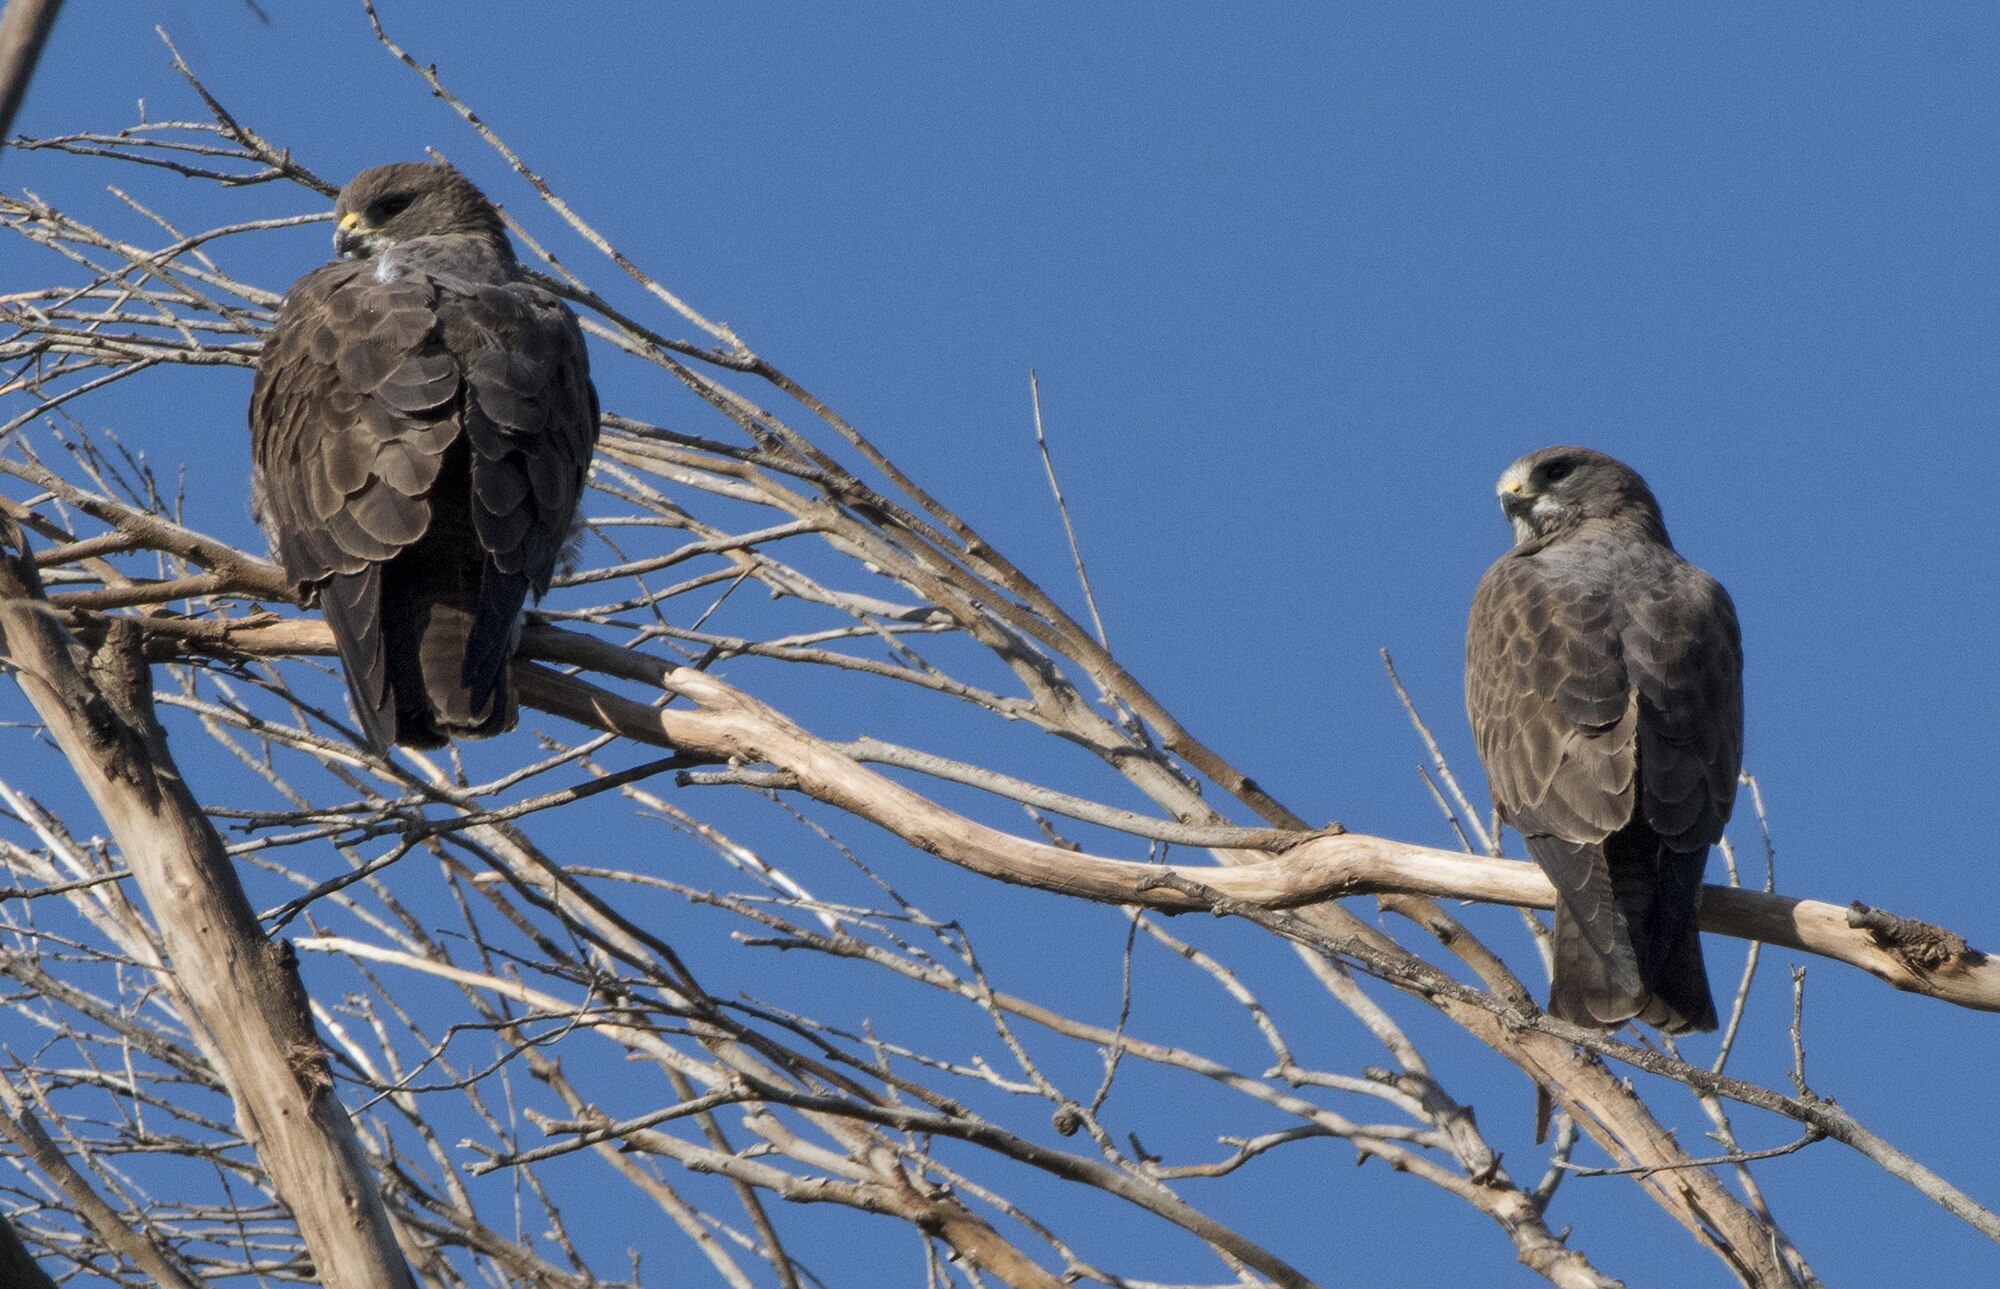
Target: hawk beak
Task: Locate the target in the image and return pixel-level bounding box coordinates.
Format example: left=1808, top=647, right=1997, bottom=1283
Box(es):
left=333, top=211, right=367, bottom=258
left=1497, top=470, right=1536, bottom=521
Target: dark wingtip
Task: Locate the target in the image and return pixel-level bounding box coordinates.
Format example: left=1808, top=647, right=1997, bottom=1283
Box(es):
left=1637, top=933, right=1718, bottom=1034
left=320, top=569, right=401, bottom=753
left=464, top=569, right=531, bottom=715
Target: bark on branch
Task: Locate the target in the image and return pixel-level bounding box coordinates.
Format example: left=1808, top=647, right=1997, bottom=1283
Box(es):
left=630, top=664, right=1999, bottom=1014
left=0, top=518, right=416, bottom=1289
left=94, top=601, right=1999, bottom=1016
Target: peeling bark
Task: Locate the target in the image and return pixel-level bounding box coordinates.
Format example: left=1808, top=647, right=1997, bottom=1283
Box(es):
left=0, top=517, right=416, bottom=1289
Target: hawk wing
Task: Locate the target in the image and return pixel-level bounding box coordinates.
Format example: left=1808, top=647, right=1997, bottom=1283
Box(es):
left=446, top=274, right=599, bottom=701
left=1467, top=546, right=1639, bottom=843
left=250, top=254, right=597, bottom=747
left=251, top=259, right=458, bottom=585
left=1466, top=537, right=1742, bottom=851
left=1624, top=565, right=1743, bottom=851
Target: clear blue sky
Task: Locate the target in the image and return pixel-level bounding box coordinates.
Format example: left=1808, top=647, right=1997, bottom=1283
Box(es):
left=8, top=3, right=1999, bottom=1284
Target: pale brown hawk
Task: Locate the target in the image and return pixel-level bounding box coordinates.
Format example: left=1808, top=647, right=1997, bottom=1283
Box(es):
left=251, top=163, right=599, bottom=750
left=1465, top=447, right=1742, bottom=1033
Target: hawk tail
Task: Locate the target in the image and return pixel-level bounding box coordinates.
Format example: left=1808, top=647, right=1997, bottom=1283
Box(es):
left=1546, top=903, right=1648, bottom=1030
left=1527, top=834, right=1647, bottom=1029
left=323, top=554, right=519, bottom=753
left=385, top=548, right=519, bottom=747
left=410, top=592, right=515, bottom=744
left=1532, top=832, right=1717, bottom=1035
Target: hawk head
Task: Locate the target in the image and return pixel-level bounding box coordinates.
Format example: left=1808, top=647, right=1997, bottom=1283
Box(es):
left=332, top=163, right=512, bottom=261
left=1495, top=446, right=1669, bottom=547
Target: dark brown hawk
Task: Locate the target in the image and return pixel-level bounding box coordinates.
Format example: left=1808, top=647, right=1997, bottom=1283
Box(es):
left=251, top=163, right=599, bottom=750
left=1465, top=447, right=1742, bottom=1033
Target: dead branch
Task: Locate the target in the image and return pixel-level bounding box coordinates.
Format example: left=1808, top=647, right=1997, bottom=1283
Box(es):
left=0, top=519, right=415, bottom=1287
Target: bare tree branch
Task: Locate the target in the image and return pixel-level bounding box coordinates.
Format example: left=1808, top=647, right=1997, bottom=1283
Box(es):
left=0, top=520, right=415, bottom=1286
left=0, top=25, right=1982, bottom=1288
left=0, top=0, right=60, bottom=147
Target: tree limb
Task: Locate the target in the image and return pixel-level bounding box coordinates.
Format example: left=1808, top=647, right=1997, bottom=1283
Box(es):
left=0, top=516, right=416, bottom=1289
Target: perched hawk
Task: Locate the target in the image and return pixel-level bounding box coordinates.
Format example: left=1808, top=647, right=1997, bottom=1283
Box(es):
left=251, top=163, right=599, bottom=750
left=1465, top=447, right=1742, bottom=1033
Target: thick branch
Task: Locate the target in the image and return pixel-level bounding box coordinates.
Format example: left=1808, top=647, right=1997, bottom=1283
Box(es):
left=112, top=608, right=1999, bottom=1014
left=0, top=0, right=61, bottom=145
left=641, top=666, right=1998, bottom=1013
left=0, top=521, right=416, bottom=1289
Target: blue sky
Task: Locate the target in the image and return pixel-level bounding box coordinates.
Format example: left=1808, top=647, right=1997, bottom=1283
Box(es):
left=8, top=3, right=1999, bottom=1284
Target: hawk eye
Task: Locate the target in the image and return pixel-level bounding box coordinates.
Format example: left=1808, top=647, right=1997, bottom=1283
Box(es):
left=373, top=194, right=415, bottom=220
left=1541, top=459, right=1574, bottom=483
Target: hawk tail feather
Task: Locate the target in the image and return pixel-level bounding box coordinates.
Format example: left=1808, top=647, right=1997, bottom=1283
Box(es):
left=376, top=540, right=514, bottom=745
left=321, top=549, right=516, bottom=753
left=1627, top=839, right=1717, bottom=1034
left=412, top=592, right=514, bottom=743
left=1546, top=894, right=1648, bottom=1031
left=1532, top=832, right=1717, bottom=1035
left=464, top=569, right=531, bottom=717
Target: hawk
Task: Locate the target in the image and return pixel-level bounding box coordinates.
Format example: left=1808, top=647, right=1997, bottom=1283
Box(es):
left=1465, top=447, right=1742, bottom=1033
left=251, top=163, right=599, bottom=750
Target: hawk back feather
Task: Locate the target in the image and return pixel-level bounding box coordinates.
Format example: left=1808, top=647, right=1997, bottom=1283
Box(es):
left=250, top=164, right=598, bottom=752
